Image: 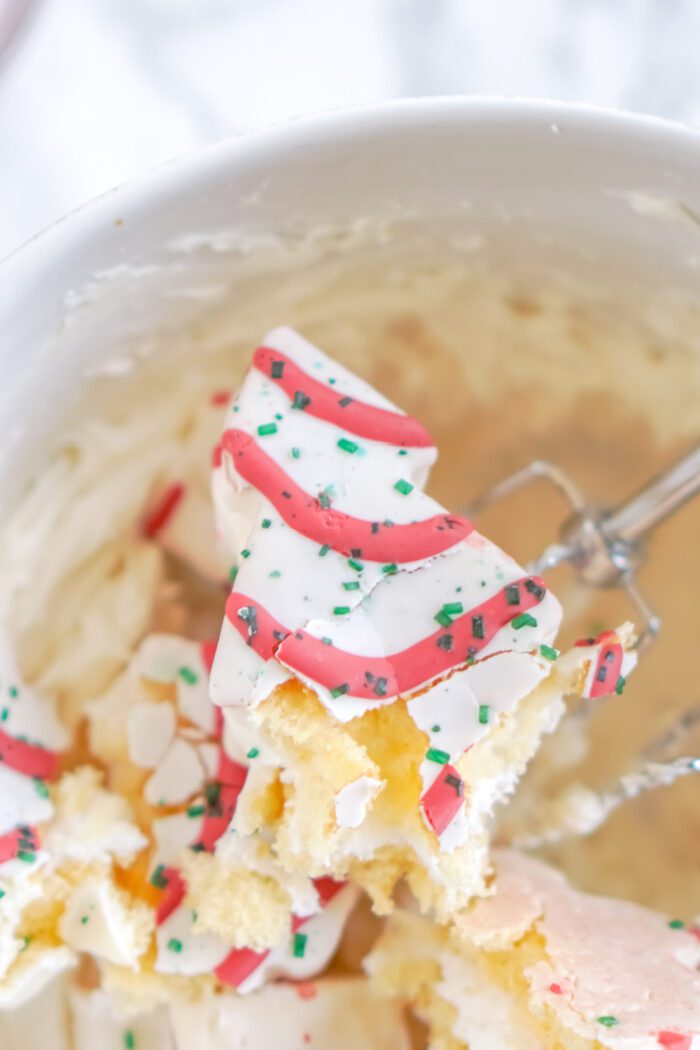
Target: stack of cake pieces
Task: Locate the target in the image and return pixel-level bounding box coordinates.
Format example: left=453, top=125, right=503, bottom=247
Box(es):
left=0, top=326, right=695, bottom=1050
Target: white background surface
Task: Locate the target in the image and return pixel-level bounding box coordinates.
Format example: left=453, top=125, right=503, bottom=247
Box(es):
left=1, top=0, right=700, bottom=261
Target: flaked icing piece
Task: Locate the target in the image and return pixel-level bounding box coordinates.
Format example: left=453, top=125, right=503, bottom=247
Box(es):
left=367, top=849, right=700, bottom=1050
left=84, top=632, right=356, bottom=1000
left=208, top=328, right=637, bottom=915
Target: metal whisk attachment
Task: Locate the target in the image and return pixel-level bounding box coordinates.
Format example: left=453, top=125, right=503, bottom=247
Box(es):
left=470, top=442, right=700, bottom=848
left=467, top=442, right=700, bottom=654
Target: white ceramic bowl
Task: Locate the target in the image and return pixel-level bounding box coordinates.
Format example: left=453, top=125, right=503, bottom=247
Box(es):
left=0, top=98, right=699, bottom=905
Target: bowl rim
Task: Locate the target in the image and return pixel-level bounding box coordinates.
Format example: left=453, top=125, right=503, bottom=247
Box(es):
left=2, top=96, right=699, bottom=285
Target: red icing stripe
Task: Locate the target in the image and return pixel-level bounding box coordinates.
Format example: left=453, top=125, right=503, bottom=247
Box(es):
left=198, top=751, right=248, bottom=853
left=200, top=639, right=218, bottom=674
left=311, top=876, right=345, bottom=907
left=0, top=825, right=39, bottom=865
left=215, top=945, right=270, bottom=988
left=219, top=429, right=471, bottom=563
left=576, top=631, right=624, bottom=699
left=421, top=764, right=465, bottom=836
left=226, top=578, right=547, bottom=700
left=155, top=867, right=186, bottom=926
left=657, top=1035, right=692, bottom=1049
left=254, top=345, right=434, bottom=448
left=277, top=577, right=548, bottom=700
left=143, top=483, right=185, bottom=537
left=0, top=728, right=60, bottom=779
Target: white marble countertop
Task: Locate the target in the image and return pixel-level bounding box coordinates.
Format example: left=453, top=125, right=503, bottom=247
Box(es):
left=1, top=0, right=699, bottom=260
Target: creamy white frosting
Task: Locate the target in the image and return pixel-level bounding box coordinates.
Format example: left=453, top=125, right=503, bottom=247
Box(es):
left=60, top=878, right=153, bottom=968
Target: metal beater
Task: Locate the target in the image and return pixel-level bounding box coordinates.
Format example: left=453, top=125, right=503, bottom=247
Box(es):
left=467, top=442, right=700, bottom=846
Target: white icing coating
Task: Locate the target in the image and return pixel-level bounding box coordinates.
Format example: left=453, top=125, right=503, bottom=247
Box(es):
left=127, top=701, right=176, bottom=768
left=334, top=776, right=383, bottom=829
left=145, top=737, right=208, bottom=807
left=134, top=635, right=215, bottom=735
left=170, top=976, right=409, bottom=1050
left=0, top=635, right=70, bottom=752
left=152, top=811, right=203, bottom=871
left=0, top=971, right=72, bottom=1050
left=0, top=765, right=53, bottom=838
left=60, top=879, right=152, bottom=968
left=0, top=946, right=74, bottom=1010
left=210, top=328, right=562, bottom=735
left=156, top=883, right=357, bottom=992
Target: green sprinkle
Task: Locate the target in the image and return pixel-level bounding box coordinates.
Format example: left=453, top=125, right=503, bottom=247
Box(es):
left=539, top=644, right=559, bottom=661
left=331, top=684, right=349, bottom=698
left=192, top=910, right=198, bottom=923
left=333, top=606, right=351, bottom=616
left=511, top=612, right=538, bottom=629
left=257, top=422, right=278, bottom=436
left=669, top=919, right=685, bottom=929
left=178, top=666, right=198, bottom=686
left=382, top=563, right=398, bottom=575
left=33, top=779, right=49, bottom=799
left=318, top=544, right=330, bottom=557
left=478, top=704, right=490, bottom=725
left=318, top=490, right=331, bottom=509
left=269, top=570, right=282, bottom=578
left=124, top=1031, right=136, bottom=1050
left=8, top=687, right=18, bottom=699
left=292, top=391, right=311, bottom=410
left=442, top=602, right=464, bottom=616
left=247, top=748, right=260, bottom=759
left=426, top=747, right=450, bottom=765
left=81, top=915, right=89, bottom=925
left=261, top=518, right=272, bottom=529
left=434, top=609, right=453, bottom=628
left=17, top=850, right=35, bottom=863
left=229, top=565, right=239, bottom=583
left=615, top=675, right=627, bottom=695
left=292, top=932, right=308, bottom=958
left=321, top=637, right=333, bottom=646
left=21, top=935, right=31, bottom=950
left=0, top=708, right=8, bottom=722
left=348, top=558, right=364, bottom=572
left=394, top=479, right=414, bottom=496
left=431, top=724, right=441, bottom=733
left=241, top=548, right=251, bottom=559
left=597, top=1017, right=619, bottom=1028
left=150, top=864, right=168, bottom=889
left=342, top=581, right=360, bottom=591
left=271, top=360, right=285, bottom=379
left=275, top=413, right=283, bottom=421
left=187, top=804, right=205, bottom=818
left=337, top=438, right=359, bottom=454
left=291, top=447, right=301, bottom=459
left=398, top=449, right=408, bottom=455
left=167, top=938, right=183, bottom=953
left=328, top=377, right=336, bottom=385
left=0, top=889, right=5, bottom=899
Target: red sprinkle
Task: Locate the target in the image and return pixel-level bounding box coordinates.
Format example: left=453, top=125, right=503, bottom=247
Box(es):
left=549, top=983, right=563, bottom=995
left=657, top=1034, right=692, bottom=1049
left=210, top=390, right=231, bottom=407
left=143, top=483, right=185, bottom=537
left=219, top=429, right=471, bottom=564
left=254, top=345, right=434, bottom=447
left=0, top=728, right=60, bottom=779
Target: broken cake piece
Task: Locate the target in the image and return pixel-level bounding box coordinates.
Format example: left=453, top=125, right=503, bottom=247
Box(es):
left=208, top=327, right=636, bottom=916
left=367, top=848, right=700, bottom=1049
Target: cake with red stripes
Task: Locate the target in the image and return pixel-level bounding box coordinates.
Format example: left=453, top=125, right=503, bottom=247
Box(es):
left=367, top=849, right=700, bottom=1049
left=209, top=327, right=637, bottom=917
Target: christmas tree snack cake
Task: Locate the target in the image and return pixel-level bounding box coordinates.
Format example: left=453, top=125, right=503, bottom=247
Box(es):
left=209, top=327, right=637, bottom=918
left=367, top=849, right=700, bottom=1049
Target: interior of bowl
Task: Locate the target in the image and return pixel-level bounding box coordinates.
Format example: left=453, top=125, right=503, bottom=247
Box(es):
left=1, top=100, right=699, bottom=915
